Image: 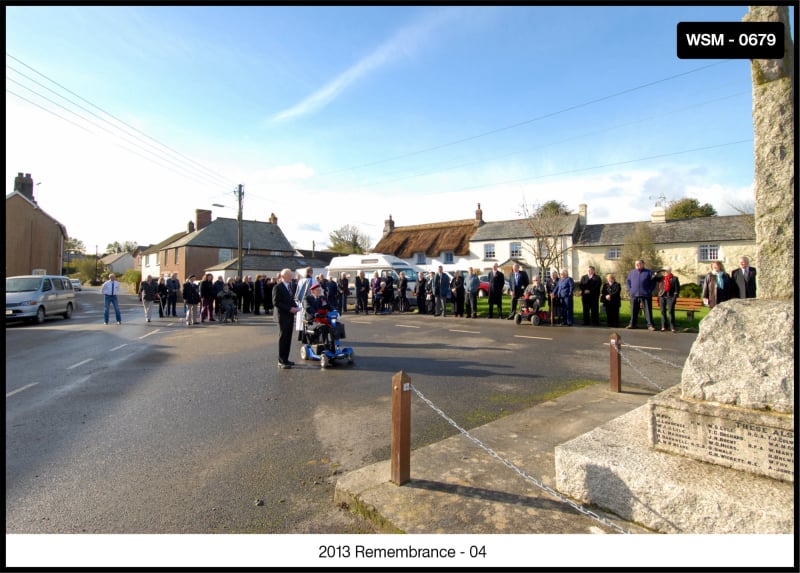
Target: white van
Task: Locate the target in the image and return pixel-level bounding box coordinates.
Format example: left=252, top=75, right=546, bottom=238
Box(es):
left=326, top=253, right=423, bottom=310
left=6, top=275, right=76, bottom=324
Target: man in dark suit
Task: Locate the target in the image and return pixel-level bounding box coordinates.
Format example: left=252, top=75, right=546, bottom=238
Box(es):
left=731, top=256, right=757, bottom=299
left=579, top=265, right=602, bottom=326
left=487, top=263, right=505, bottom=319
left=507, top=263, right=530, bottom=319
left=272, top=268, right=300, bottom=369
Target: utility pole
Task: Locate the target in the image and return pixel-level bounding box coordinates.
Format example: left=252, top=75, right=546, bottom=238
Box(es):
left=237, top=184, right=244, bottom=280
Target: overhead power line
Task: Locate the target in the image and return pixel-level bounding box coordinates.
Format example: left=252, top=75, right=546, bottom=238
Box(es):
left=6, top=52, right=236, bottom=191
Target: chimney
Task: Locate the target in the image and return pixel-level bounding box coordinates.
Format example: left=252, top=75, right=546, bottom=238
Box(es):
left=268, top=213, right=277, bottom=224
left=188, top=221, right=195, bottom=233
left=651, top=205, right=667, bottom=224
left=383, top=215, right=395, bottom=238
left=578, top=203, right=587, bottom=227
left=475, top=203, right=483, bottom=224
left=14, top=172, right=35, bottom=202
left=195, top=209, right=212, bottom=230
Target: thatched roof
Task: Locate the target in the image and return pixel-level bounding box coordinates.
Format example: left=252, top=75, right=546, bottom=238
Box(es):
left=373, top=219, right=479, bottom=258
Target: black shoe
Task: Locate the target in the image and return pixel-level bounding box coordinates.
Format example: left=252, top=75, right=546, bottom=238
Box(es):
left=286, top=360, right=295, bottom=366
left=278, top=363, right=292, bottom=369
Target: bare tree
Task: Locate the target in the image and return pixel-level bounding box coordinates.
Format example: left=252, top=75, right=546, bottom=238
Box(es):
left=618, top=224, right=664, bottom=289
left=725, top=198, right=755, bottom=215
left=328, top=224, right=372, bottom=254
left=517, top=200, right=575, bottom=277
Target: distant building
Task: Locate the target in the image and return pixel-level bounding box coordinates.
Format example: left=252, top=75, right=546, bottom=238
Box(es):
left=144, top=209, right=306, bottom=282
left=5, top=172, right=68, bottom=276
left=100, top=251, right=135, bottom=275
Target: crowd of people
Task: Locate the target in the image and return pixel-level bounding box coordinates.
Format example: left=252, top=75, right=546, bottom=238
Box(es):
left=404, top=257, right=757, bottom=332
left=102, top=257, right=757, bottom=367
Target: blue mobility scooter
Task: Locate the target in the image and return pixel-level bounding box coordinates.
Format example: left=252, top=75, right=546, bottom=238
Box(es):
left=299, top=309, right=354, bottom=368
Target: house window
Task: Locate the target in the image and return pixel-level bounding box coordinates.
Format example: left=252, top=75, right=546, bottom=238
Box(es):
left=510, top=242, right=522, bottom=258
left=415, top=253, right=426, bottom=265
left=538, top=242, right=548, bottom=259
left=698, top=244, right=720, bottom=261
left=443, top=252, right=454, bottom=264
left=484, top=244, right=495, bottom=259
left=219, top=248, right=233, bottom=263
left=145, top=254, right=150, bottom=266
left=174, top=248, right=179, bottom=264
left=606, top=247, right=621, bottom=260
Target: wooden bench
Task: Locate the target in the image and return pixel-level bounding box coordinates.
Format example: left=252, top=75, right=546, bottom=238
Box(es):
left=652, top=297, right=703, bottom=321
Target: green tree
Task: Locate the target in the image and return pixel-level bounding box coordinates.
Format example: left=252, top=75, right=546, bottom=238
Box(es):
left=105, top=240, right=138, bottom=255
left=618, top=223, right=663, bottom=294
left=328, top=225, right=372, bottom=254
left=535, top=200, right=571, bottom=218
left=65, top=236, right=85, bottom=255
left=666, top=197, right=717, bottom=219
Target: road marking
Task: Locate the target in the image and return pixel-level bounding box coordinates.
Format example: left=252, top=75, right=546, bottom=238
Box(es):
left=138, top=329, right=161, bottom=339
left=449, top=329, right=481, bottom=334
left=6, top=383, right=38, bottom=398
left=109, top=344, right=128, bottom=351
left=67, top=358, right=93, bottom=370
left=395, top=324, right=420, bottom=329
left=514, top=335, right=553, bottom=341
left=603, top=342, right=662, bottom=350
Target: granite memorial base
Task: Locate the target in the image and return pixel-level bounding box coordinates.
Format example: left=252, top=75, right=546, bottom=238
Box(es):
left=555, top=403, right=794, bottom=534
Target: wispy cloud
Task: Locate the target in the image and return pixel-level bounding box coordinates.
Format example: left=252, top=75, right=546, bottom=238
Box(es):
left=270, top=8, right=462, bottom=124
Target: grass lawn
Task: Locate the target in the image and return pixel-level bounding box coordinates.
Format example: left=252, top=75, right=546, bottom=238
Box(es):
left=459, top=295, right=708, bottom=330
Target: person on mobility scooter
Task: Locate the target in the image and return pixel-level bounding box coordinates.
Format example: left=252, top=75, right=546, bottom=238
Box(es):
left=515, top=276, right=549, bottom=325
left=300, top=281, right=353, bottom=368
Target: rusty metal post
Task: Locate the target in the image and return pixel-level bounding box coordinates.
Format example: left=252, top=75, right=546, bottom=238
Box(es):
left=391, top=371, right=411, bottom=485
left=609, top=332, right=621, bottom=392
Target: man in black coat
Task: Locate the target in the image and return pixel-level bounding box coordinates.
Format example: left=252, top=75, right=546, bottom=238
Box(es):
left=488, top=263, right=505, bottom=319
left=578, top=265, right=602, bottom=326
left=272, top=268, right=300, bottom=369
left=731, top=256, right=757, bottom=299
left=507, top=263, right=530, bottom=319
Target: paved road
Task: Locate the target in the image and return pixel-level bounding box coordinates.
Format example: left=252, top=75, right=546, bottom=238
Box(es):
left=6, top=288, right=695, bottom=536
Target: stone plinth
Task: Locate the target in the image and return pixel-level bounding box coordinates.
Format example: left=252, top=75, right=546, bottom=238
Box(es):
left=649, top=386, right=794, bottom=482
left=555, top=406, right=794, bottom=533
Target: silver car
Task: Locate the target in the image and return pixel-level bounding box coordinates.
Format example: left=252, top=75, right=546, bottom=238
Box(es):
left=70, top=278, right=82, bottom=291
left=6, top=275, right=76, bottom=324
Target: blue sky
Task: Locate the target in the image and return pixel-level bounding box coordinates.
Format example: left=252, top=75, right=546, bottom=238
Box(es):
left=6, top=5, right=794, bottom=254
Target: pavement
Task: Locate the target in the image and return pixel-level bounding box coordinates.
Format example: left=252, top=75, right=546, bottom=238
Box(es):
left=334, top=382, right=659, bottom=534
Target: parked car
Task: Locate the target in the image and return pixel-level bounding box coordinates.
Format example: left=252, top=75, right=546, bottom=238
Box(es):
left=447, top=271, right=491, bottom=297
left=70, top=278, right=82, bottom=291
left=479, top=273, right=511, bottom=295
left=6, top=275, right=76, bottom=324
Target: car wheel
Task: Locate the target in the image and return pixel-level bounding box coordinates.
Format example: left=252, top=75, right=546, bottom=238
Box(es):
left=63, top=302, right=73, bottom=319
left=35, top=307, right=46, bottom=324
left=300, top=346, right=309, bottom=360
left=514, top=314, right=522, bottom=325
left=533, top=315, right=541, bottom=326
left=320, top=354, right=330, bottom=369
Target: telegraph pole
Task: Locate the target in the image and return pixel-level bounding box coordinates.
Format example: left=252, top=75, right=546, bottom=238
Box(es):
left=237, top=184, right=244, bottom=280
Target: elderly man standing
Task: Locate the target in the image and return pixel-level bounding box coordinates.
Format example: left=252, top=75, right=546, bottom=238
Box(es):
left=507, top=263, right=530, bottom=319
left=626, top=259, right=656, bottom=331
left=273, top=268, right=300, bottom=369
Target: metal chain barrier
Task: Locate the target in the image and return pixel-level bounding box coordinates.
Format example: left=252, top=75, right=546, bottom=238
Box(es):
left=409, top=383, right=631, bottom=535
left=609, top=340, right=668, bottom=392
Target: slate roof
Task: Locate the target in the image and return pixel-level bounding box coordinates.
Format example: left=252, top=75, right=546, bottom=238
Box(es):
left=577, top=214, right=755, bottom=246
left=100, top=252, right=131, bottom=265
left=373, top=219, right=479, bottom=257
left=470, top=214, right=581, bottom=241
left=205, top=254, right=328, bottom=273
left=164, top=217, right=294, bottom=251
left=142, top=231, right=189, bottom=255
left=296, top=249, right=339, bottom=266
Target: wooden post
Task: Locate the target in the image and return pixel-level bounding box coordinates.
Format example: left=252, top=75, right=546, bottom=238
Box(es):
left=609, top=332, right=621, bottom=393
left=391, top=371, right=411, bottom=485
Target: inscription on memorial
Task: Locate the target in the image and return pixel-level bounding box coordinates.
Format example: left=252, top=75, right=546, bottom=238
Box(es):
left=652, top=409, right=794, bottom=482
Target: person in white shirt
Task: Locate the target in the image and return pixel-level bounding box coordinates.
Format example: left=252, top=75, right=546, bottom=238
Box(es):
left=101, top=273, right=122, bottom=324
